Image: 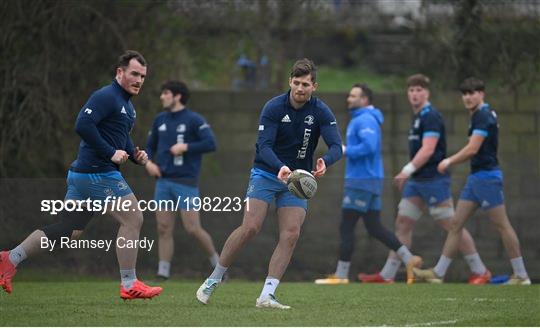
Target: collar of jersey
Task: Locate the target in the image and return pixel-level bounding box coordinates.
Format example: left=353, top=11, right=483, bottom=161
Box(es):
left=419, top=102, right=432, bottom=116
left=286, top=90, right=313, bottom=111
left=112, top=79, right=132, bottom=101
left=350, top=105, right=374, bottom=117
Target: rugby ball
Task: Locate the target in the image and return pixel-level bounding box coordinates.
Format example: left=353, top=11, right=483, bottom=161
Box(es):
left=287, top=169, right=317, bottom=199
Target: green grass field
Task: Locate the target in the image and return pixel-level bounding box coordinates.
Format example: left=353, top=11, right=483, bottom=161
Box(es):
left=0, top=280, right=538, bottom=326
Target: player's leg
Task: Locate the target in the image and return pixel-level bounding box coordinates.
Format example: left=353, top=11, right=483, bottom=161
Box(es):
left=196, top=198, right=268, bottom=304
left=0, top=212, right=92, bottom=294
left=314, top=204, right=361, bottom=284
left=414, top=199, right=478, bottom=282
left=106, top=190, right=162, bottom=299
left=361, top=195, right=423, bottom=283
left=1, top=173, right=94, bottom=294
left=180, top=209, right=220, bottom=267
left=487, top=206, right=530, bottom=284
left=334, top=208, right=360, bottom=281
left=432, top=200, right=490, bottom=283
left=256, top=206, right=305, bottom=309
left=156, top=210, right=176, bottom=279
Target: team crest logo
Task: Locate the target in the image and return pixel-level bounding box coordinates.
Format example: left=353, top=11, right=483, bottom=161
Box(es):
left=117, top=181, right=128, bottom=191
left=304, top=115, right=315, bottom=125
left=104, top=188, right=115, bottom=197
left=177, top=124, right=186, bottom=133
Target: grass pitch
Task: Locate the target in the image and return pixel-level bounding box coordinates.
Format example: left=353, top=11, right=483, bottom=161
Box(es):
left=0, top=279, right=538, bottom=326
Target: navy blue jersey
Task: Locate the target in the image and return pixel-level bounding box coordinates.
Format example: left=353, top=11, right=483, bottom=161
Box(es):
left=254, top=91, right=342, bottom=175
left=469, top=103, right=499, bottom=173
left=70, top=80, right=137, bottom=173
left=146, top=108, right=216, bottom=186
left=408, top=103, right=447, bottom=180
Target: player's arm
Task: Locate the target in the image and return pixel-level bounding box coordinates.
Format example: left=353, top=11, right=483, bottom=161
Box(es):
left=394, top=112, right=441, bottom=189
left=344, top=117, right=378, bottom=160
left=317, top=108, right=343, bottom=177
left=144, top=118, right=161, bottom=177
left=257, top=105, right=288, bottom=181
left=184, top=119, right=217, bottom=154
left=75, top=94, right=119, bottom=161
left=438, top=133, right=485, bottom=173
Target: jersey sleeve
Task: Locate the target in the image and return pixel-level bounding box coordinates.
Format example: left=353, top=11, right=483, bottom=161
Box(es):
left=345, top=115, right=379, bottom=159
left=471, top=110, right=491, bottom=137
left=318, top=105, right=343, bottom=167
left=187, top=115, right=217, bottom=153
left=74, top=92, right=116, bottom=160
left=256, top=102, right=285, bottom=170
left=421, top=111, right=442, bottom=139
left=146, top=117, right=159, bottom=160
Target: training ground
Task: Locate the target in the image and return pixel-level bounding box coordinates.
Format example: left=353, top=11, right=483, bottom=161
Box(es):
left=0, top=276, right=538, bottom=326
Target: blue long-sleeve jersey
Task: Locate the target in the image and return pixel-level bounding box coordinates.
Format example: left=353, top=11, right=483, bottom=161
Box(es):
left=70, top=80, right=137, bottom=173
left=469, top=103, right=499, bottom=173
left=146, top=108, right=216, bottom=186
left=254, top=91, right=342, bottom=175
left=344, top=106, right=384, bottom=194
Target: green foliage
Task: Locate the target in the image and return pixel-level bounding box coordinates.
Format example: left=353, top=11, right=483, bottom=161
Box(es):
left=316, top=65, right=405, bottom=92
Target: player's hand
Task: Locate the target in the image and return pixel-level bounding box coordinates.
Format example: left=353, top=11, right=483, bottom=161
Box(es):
left=145, top=160, right=161, bottom=178
left=170, top=143, right=188, bottom=156
left=393, top=172, right=409, bottom=191
left=438, top=158, right=451, bottom=174
left=277, top=165, right=292, bottom=183
left=134, top=146, right=148, bottom=165
left=312, top=158, right=327, bottom=178
left=111, top=150, right=129, bottom=164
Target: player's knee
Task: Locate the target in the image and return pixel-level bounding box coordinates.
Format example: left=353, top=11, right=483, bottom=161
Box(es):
left=157, top=221, right=173, bottom=237
left=42, top=210, right=93, bottom=243
left=280, top=227, right=301, bottom=245
left=241, top=222, right=261, bottom=239
left=397, top=199, right=422, bottom=221
left=124, top=211, right=144, bottom=230
left=184, top=223, right=200, bottom=236
left=430, top=206, right=454, bottom=221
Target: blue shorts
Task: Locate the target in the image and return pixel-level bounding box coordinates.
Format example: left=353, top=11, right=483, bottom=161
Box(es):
left=246, top=168, right=308, bottom=211
left=342, top=187, right=381, bottom=213
left=402, top=176, right=451, bottom=206
left=65, top=170, right=133, bottom=201
left=459, top=171, right=504, bottom=210
left=154, top=178, right=199, bottom=211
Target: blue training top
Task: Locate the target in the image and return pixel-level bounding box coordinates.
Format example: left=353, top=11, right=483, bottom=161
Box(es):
left=146, top=108, right=216, bottom=186
left=70, top=80, right=137, bottom=173
left=408, top=102, right=448, bottom=180
left=469, top=103, right=499, bottom=174
left=344, top=105, right=384, bottom=195
left=254, top=91, right=342, bottom=175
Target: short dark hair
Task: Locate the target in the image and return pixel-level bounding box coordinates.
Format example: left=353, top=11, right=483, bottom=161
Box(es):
left=352, top=83, right=373, bottom=104
left=459, top=77, right=485, bottom=93
left=290, top=58, right=317, bottom=82
left=117, top=50, right=147, bottom=70
left=407, top=74, right=430, bottom=89
left=161, top=80, right=190, bottom=105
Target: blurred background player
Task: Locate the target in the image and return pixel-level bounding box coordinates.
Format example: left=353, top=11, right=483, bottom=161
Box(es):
left=414, top=77, right=530, bottom=285
left=196, top=58, right=342, bottom=309
left=359, top=74, right=490, bottom=284
left=314, top=83, right=421, bottom=285
left=0, top=51, right=162, bottom=299
left=145, top=80, right=220, bottom=280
